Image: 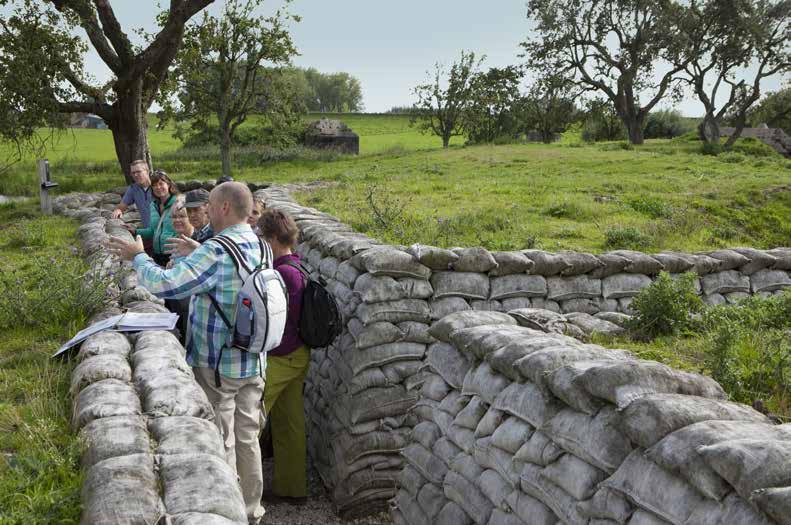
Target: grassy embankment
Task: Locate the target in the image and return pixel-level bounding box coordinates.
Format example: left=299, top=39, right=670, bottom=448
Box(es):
left=0, top=201, right=97, bottom=524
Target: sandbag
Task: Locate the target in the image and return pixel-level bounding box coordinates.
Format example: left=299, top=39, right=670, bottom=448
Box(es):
left=767, top=248, right=791, bottom=270
left=347, top=385, right=419, bottom=425
left=70, top=354, right=132, bottom=395
left=165, top=513, right=244, bottom=525
left=72, top=379, right=142, bottom=430
left=413, top=421, right=442, bottom=450
left=701, top=270, right=750, bottom=295
left=403, top=443, right=448, bottom=484
left=475, top=407, right=505, bottom=438
left=505, top=490, right=556, bottom=525
left=589, top=252, right=632, bottom=279
left=554, top=251, right=604, bottom=276
left=514, top=431, right=564, bottom=466
left=493, top=382, right=562, bottom=428
left=602, top=273, right=652, bottom=299
left=451, top=325, right=539, bottom=361
left=731, top=248, right=776, bottom=274
left=407, top=243, right=460, bottom=270
left=707, top=249, right=751, bottom=270
left=490, top=416, right=533, bottom=455
left=349, top=367, right=388, bottom=394
left=452, top=247, right=499, bottom=273
left=461, top=363, right=510, bottom=405
left=335, top=260, right=361, bottom=287
left=697, top=439, right=791, bottom=502
left=645, top=420, right=791, bottom=501
left=684, top=492, right=773, bottom=525
left=628, top=510, right=671, bottom=525
left=430, top=296, right=471, bottom=320
left=486, top=508, right=524, bottom=525
left=358, top=299, right=431, bottom=325
left=520, top=463, right=587, bottom=525
left=560, top=297, right=603, bottom=316
left=540, top=453, right=606, bottom=500
left=436, top=501, right=473, bottom=525
left=499, top=297, right=531, bottom=311
left=78, top=415, right=150, bottom=468
left=434, top=435, right=463, bottom=465
left=507, top=308, right=566, bottom=332
left=81, top=454, right=164, bottom=525
left=478, top=469, right=511, bottom=509
left=523, top=250, right=571, bottom=276
left=398, top=321, right=435, bottom=344
left=398, top=464, right=428, bottom=497
left=431, top=271, right=490, bottom=300
left=618, top=393, right=769, bottom=448
left=418, top=481, right=447, bottom=520
left=577, top=487, right=633, bottom=523
left=608, top=251, right=664, bottom=275
left=443, top=470, right=494, bottom=524
left=160, top=453, right=246, bottom=522
left=564, top=313, right=625, bottom=338
left=686, top=254, right=722, bottom=275
left=426, top=342, right=472, bottom=389
left=545, top=360, right=611, bottom=415
left=428, top=310, right=517, bottom=343
left=489, top=251, right=534, bottom=276
left=543, top=407, right=632, bottom=473
left=349, top=342, right=426, bottom=374
left=577, top=360, right=726, bottom=409
left=652, top=253, right=695, bottom=274
left=546, top=275, right=602, bottom=301
left=78, top=331, right=132, bottom=361
left=487, top=338, right=564, bottom=382
left=451, top=452, right=485, bottom=483
left=422, top=374, right=451, bottom=401
left=751, top=487, right=791, bottom=525
left=594, top=311, right=632, bottom=327
left=149, top=416, right=225, bottom=459
left=353, top=248, right=431, bottom=279
left=354, top=321, right=405, bottom=350
left=490, top=274, right=547, bottom=299
left=602, top=450, right=704, bottom=525
left=473, top=437, right=521, bottom=487
left=454, top=396, right=489, bottom=430
left=353, top=274, right=408, bottom=303
left=382, top=360, right=422, bottom=384
left=444, top=423, right=474, bottom=455
left=750, top=269, right=791, bottom=293
left=137, top=370, right=214, bottom=419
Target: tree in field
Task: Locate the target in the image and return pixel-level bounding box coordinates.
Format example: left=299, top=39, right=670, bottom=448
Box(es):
left=412, top=51, right=483, bottom=148
left=746, top=84, right=791, bottom=134
left=676, top=0, right=789, bottom=146
left=0, top=0, right=214, bottom=180
left=523, top=0, right=688, bottom=145
left=160, top=0, right=298, bottom=177
left=520, top=74, right=580, bottom=143
left=464, top=66, right=524, bottom=144
left=304, top=69, right=364, bottom=112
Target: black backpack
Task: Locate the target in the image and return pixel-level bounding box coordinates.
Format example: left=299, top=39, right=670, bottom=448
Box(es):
left=285, top=261, right=343, bottom=348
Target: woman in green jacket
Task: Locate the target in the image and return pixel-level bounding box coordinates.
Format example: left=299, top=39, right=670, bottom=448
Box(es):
left=134, top=170, right=179, bottom=266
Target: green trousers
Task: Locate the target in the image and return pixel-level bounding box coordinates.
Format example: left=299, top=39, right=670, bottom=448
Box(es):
left=263, top=346, right=310, bottom=497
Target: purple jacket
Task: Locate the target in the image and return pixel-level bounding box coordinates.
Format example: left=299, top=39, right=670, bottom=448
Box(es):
left=269, top=253, right=305, bottom=357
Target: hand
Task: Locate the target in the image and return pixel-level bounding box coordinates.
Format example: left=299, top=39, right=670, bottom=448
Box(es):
left=124, top=223, right=137, bottom=234
left=111, top=208, right=123, bottom=219
left=164, top=234, right=199, bottom=258
left=108, top=235, right=145, bottom=261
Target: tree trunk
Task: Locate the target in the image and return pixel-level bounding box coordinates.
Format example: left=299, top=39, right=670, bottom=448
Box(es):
left=724, top=112, right=747, bottom=149
left=442, top=134, right=450, bottom=148
left=698, top=114, right=721, bottom=144
left=107, top=79, right=150, bottom=184
left=624, top=115, right=645, bottom=145
left=219, top=125, right=233, bottom=178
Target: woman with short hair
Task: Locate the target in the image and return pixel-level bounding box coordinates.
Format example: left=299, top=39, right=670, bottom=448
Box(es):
left=258, top=208, right=309, bottom=505
left=133, top=169, right=179, bottom=266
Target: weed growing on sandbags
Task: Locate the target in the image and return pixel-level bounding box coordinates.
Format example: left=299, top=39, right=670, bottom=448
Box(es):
left=626, top=272, right=703, bottom=340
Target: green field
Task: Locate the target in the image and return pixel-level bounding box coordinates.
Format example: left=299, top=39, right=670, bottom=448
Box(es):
left=1, top=113, right=789, bottom=253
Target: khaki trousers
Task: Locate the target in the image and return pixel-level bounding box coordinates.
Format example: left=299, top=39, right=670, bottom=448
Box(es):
left=263, top=346, right=310, bottom=497
left=194, top=366, right=265, bottom=523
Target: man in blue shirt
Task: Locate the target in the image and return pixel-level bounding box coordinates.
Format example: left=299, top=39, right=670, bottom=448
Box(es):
left=111, top=160, right=153, bottom=228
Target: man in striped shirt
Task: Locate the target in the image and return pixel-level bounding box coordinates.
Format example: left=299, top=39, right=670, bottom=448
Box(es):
left=109, top=182, right=267, bottom=523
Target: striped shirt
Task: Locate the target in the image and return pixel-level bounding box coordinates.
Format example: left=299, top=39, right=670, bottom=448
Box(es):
left=132, top=222, right=264, bottom=378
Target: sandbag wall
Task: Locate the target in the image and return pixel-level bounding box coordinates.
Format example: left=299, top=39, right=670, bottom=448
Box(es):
left=56, top=193, right=249, bottom=525
left=393, top=309, right=790, bottom=525
left=254, top=186, right=791, bottom=517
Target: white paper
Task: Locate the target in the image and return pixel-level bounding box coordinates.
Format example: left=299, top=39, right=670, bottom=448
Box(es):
left=114, top=312, right=178, bottom=331
left=52, top=315, right=123, bottom=358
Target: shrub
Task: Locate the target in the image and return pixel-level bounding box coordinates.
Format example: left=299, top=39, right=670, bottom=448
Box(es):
left=625, top=196, right=673, bottom=219
left=626, top=272, right=703, bottom=340
left=604, top=226, right=652, bottom=250
left=643, top=109, right=694, bottom=139
left=701, top=142, right=723, bottom=156
left=731, top=137, right=780, bottom=158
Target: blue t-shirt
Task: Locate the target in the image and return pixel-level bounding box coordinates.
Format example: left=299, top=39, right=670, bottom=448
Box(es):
left=121, top=183, right=153, bottom=228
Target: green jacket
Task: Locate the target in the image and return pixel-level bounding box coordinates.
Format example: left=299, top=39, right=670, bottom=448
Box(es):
left=136, top=194, right=178, bottom=255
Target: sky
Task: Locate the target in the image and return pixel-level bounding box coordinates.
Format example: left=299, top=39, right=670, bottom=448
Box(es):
left=8, top=0, right=788, bottom=116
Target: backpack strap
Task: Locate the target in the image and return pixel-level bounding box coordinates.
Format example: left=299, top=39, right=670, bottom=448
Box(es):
left=213, top=235, right=253, bottom=278
left=283, top=260, right=311, bottom=284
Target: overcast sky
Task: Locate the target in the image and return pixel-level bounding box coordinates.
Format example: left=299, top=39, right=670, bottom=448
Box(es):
left=10, top=0, right=789, bottom=116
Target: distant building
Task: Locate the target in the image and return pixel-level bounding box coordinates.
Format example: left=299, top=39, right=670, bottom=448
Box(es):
left=68, top=113, right=108, bottom=130
left=304, top=118, right=359, bottom=154
left=720, top=125, right=791, bottom=157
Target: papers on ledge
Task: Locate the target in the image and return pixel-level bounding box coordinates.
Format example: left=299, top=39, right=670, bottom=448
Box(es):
left=53, top=312, right=178, bottom=358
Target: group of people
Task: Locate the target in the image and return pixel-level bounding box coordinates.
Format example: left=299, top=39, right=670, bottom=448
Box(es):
left=109, top=161, right=309, bottom=524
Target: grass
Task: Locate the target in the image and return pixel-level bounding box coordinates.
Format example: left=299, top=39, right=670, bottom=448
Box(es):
left=0, top=201, right=86, bottom=524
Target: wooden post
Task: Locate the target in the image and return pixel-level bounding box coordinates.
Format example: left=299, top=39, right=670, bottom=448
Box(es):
left=38, top=159, right=58, bottom=215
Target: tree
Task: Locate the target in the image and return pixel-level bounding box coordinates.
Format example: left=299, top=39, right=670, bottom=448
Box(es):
left=412, top=50, right=483, bottom=148
left=464, top=66, right=524, bottom=144
left=0, top=0, right=214, bottom=181
left=746, top=84, right=791, bottom=134
left=301, top=68, right=363, bottom=112
left=523, top=0, right=687, bottom=145
left=521, top=74, right=580, bottom=143
left=161, top=0, right=298, bottom=177
left=581, top=99, right=626, bottom=142
left=676, top=0, right=790, bottom=146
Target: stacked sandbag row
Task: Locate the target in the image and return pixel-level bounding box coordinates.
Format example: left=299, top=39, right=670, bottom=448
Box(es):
left=64, top=201, right=249, bottom=524
left=257, top=188, right=432, bottom=517
left=392, top=309, right=790, bottom=525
